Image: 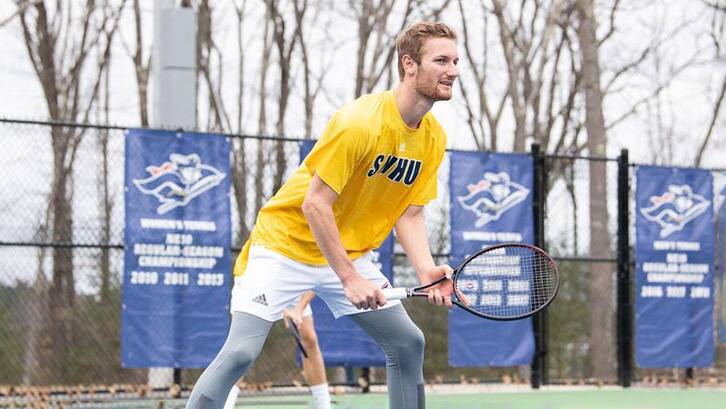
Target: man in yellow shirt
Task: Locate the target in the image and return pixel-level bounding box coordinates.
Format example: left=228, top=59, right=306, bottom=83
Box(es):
left=186, top=21, right=459, bottom=409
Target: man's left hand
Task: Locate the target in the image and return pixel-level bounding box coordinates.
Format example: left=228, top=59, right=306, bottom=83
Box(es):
left=424, top=265, right=454, bottom=307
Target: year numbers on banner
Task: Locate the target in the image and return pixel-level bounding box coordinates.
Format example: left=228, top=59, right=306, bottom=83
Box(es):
left=164, top=272, right=190, bottom=286
left=130, top=271, right=159, bottom=285
left=197, top=273, right=225, bottom=286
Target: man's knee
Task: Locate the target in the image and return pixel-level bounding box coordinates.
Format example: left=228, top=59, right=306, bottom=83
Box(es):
left=386, top=322, right=424, bottom=360
left=227, top=342, right=261, bottom=370
left=400, top=324, right=425, bottom=355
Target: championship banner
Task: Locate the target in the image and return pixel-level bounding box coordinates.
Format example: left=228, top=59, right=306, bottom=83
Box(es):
left=719, top=198, right=726, bottom=344
left=299, top=139, right=316, bottom=162
left=715, top=178, right=726, bottom=344
left=300, top=139, right=392, bottom=366
left=448, top=151, right=535, bottom=366
left=123, top=129, right=231, bottom=368
left=635, top=166, right=714, bottom=367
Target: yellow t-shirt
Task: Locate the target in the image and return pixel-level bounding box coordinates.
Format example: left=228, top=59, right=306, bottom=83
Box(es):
left=234, top=90, right=447, bottom=275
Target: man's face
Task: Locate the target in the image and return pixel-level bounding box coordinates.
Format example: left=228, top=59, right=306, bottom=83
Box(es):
left=413, top=37, right=459, bottom=101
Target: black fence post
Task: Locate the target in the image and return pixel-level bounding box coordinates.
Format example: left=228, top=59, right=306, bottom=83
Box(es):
left=530, top=143, right=547, bottom=388
left=616, top=149, right=633, bottom=387
left=173, top=368, right=182, bottom=395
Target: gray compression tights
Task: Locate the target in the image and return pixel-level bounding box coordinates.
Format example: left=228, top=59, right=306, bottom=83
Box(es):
left=185, top=312, right=272, bottom=409
left=185, top=304, right=425, bottom=409
left=350, top=304, right=426, bottom=409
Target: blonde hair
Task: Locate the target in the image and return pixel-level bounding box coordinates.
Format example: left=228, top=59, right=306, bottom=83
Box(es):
left=396, top=21, right=457, bottom=80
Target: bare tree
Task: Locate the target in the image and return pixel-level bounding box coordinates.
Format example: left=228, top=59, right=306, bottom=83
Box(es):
left=235, top=0, right=249, bottom=134
left=456, top=0, right=502, bottom=150
left=131, top=0, right=151, bottom=126
left=117, top=0, right=151, bottom=126
left=644, top=33, right=677, bottom=165
left=266, top=0, right=306, bottom=192
left=0, top=0, right=40, bottom=28
left=575, top=0, right=614, bottom=381
left=695, top=4, right=725, bottom=166
left=458, top=0, right=584, bottom=154
left=254, top=4, right=274, bottom=215
left=694, top=76, right=726, bottom=166
left=197, top=0, right=235, bottom=131
left=14, top=0, right=126, bottom=381
left=232, top=0, right=251, bottom=241
left=21, top=217, right=52, bottom=384
left=97, top=4, right=118, bottom=304
left=296, top=0, right=336, bottom=137
left=348, top=0, right=452, bottom=98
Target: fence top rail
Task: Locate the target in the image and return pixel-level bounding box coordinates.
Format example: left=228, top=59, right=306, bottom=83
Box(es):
left=629, top=161, right=726, bottom=172
left=545, top=153, right=616, bottom=162
left=0, top=117, right=312, bottom=143
left=0, top=240, right=124, bottom=249
left=5, top=117, right=725, bottom=171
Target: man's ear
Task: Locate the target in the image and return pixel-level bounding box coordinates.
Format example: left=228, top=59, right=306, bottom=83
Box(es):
left=401, top=54, right=417, bottom=77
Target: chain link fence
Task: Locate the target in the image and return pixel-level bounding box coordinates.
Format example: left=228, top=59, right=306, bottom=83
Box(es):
left=1, top=119, right=724, bottom=398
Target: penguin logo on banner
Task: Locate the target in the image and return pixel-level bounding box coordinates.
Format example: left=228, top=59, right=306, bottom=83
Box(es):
left=133, top=153, right=226, bottom=215
left=640, top=184, right=710, bottom=238
left=457, top=171, right=530, bottom=227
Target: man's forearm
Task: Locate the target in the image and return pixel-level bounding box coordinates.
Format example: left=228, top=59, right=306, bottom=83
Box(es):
left=395, top=208, right=437, bottom=282
left=396, top=206, right=455, bottom=307
left=302, top=200, right=358, bottom=283
left=295, top=290, right=316, bottom=310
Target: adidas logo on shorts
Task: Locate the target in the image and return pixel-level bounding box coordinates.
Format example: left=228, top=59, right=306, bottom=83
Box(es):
left=251, top=293, right=268, bottom=306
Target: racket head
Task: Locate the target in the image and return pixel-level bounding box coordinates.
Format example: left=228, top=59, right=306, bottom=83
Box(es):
left=451, top=243, right=559, bottom=320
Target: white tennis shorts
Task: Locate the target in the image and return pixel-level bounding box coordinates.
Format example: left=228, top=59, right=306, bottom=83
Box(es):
left=230, top=245, right=400, bottom=321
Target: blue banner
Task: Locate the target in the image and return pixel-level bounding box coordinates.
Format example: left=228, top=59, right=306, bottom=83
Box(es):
left=300, top=139, right=392, bottom=366
left=123, top=129, right=231, bottom=368
left=299, top=139, right=316, bottom=162
left=448, top=151, right=535, bottom=366
left=716, top=183, right=726, bottom=344
left=635, top=166, right=714, bottom=368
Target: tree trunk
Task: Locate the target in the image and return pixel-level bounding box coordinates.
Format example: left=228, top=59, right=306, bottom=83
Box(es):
left=576, top=0, right=615, bottom=381
left=233, top=1, right=250, bottom=242
left=232, top=139, right=250, bottom=242
left=99, top=133, right=112, bottom=302
left=133, top=0, right=150, bottom=127
left=48, top=134, right=76, bottom=381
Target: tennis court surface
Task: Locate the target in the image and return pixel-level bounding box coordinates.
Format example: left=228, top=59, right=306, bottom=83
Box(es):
left=100, top=386, right=722, bottom=409
left=4, top=385, right=725, bottom=408
left=227, top=387, right=726, bottom=409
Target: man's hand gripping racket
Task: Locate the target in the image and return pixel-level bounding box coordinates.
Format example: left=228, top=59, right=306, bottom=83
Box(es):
left=283, top=309, right=308, bottom=358
left=383, top=243, right=559, bottom=320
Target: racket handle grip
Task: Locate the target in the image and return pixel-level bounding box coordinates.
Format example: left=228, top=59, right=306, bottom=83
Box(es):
left=382, top=287, right=409, bottom=300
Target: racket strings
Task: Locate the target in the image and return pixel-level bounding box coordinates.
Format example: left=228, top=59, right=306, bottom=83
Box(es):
left=455, top=246, right=558, bottom=319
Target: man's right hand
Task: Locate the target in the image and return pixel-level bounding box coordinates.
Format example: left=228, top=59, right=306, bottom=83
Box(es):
left=342, top=274, right=386, bottom=310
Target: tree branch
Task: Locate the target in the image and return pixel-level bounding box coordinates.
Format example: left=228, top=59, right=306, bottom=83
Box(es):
left=694, top=75, right=726, bottom=166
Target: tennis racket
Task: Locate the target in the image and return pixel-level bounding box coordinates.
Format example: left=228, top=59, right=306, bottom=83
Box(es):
left=382, top=243, right=559, bottom=320
left=285, top=318, right=309, bottom=358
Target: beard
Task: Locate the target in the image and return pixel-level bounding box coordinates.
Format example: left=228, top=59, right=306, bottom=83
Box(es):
left=414, top=74, right=453, bottom=102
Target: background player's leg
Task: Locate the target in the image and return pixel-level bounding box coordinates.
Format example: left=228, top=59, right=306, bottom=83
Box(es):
left=186, top=312, right=272, bottom=409
left=350, top=304, right=425, bottom=409
left=298, top=315, right=331, bottom=409
left=222, top=383, right=240, bottom=409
